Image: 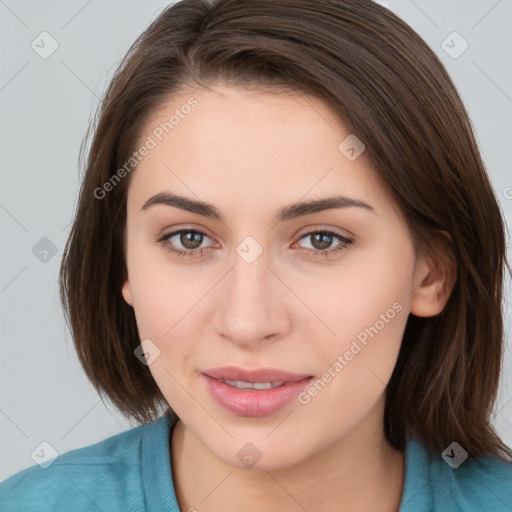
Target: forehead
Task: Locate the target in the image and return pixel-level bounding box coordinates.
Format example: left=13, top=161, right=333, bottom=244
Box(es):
left=127, top=84, right=393, bottom=216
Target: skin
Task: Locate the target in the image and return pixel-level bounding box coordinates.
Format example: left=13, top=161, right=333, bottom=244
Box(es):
left=121, top=84, right=456, bottom=511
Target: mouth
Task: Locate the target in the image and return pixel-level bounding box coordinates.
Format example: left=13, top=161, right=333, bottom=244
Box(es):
left=201, top=366, right=314, bottom=416
left=213, top=379, right=287, bottom=390
left=202, top=366, right=313, bottom=384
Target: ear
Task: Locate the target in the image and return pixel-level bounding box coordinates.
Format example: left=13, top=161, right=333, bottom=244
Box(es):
left=410, top=231, right=457, bottom=318
left=122, top=278, right=134, bottom=307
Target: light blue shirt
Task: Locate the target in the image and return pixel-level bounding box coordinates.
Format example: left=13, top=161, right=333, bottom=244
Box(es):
left=1, top=413, right=511, bottom=511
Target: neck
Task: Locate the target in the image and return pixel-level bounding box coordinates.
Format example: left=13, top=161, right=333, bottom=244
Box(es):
left=170, top=407, right=405, bottom=512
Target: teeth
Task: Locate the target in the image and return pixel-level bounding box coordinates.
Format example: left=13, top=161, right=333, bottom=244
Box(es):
left=219, top=379, right=285, bottom=390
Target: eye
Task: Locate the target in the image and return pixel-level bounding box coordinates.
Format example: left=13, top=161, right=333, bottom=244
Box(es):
left=294, top=229, right=353, bottom=257
left=156, top=229, right=214, bottom=258
left=156, top=228, right=353, bottom=259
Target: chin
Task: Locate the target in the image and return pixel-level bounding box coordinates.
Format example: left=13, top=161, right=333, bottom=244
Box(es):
left=206, top=436, right=312, bottom=472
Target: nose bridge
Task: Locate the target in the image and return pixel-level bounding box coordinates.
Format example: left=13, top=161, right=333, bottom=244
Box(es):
left=214, top=235, right=288, bottom=345
left=227, top=239, right=272, bottom=317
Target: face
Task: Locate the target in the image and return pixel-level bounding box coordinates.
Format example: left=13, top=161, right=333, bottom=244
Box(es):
left=121, top=84, right=433, bottom=470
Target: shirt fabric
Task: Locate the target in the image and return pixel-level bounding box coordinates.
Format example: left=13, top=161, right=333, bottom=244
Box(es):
left=1, top=413, right=511, bottom=511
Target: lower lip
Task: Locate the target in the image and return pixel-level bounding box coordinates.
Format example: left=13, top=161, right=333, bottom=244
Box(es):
left=202, top=374, right=314, bottom=416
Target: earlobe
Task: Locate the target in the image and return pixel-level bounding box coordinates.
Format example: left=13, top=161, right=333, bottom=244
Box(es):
left=122, top=279, right=134, bottom=307
left=410, top=233, right=457, bottom=318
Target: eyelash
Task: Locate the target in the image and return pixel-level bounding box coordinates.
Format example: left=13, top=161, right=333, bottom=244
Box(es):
left=155, top=228, right=353, bottom=259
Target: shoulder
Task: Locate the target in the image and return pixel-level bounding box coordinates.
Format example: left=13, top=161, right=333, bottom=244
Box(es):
left=401, top=436, right=512, bottom=511
left=444, top=451, right=512, bottom=509
left=0, top=416, right=169, bottom=512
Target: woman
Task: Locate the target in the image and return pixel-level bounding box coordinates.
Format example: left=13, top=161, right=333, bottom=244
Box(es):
left=1, top=0, right=511, bottom=510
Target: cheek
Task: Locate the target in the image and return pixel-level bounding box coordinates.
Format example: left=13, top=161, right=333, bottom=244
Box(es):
left=298, top=244, right=412, bottom=388
left=312, top=290, right=407, bottom=396
left=126, top=259, right=215, bottom=399
left=295, top=250, right=410, bottom=342
left=128, top=265, right=202, bottom=400
left=130, top=271, right=205, bottom=340
left=298, top=281, right=408, bottom=432
left=125, top=234, right=201, bottom=335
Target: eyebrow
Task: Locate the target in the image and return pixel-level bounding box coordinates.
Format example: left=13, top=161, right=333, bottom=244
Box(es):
left=141, top=191, right=376, bottom=223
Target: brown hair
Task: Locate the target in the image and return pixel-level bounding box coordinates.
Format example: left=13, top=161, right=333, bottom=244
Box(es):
left=59, top=0, right=512, bottom=462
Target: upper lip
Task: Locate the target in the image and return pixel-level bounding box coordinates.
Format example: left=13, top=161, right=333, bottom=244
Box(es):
left=203, top=366, right=313, bottom=383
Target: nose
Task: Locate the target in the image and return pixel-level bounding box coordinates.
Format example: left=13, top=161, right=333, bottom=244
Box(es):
left=213, top=245, right=291, bottom=348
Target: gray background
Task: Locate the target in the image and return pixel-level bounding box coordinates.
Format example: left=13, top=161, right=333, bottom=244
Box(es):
left=1, top=0, right=511, bottom=479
